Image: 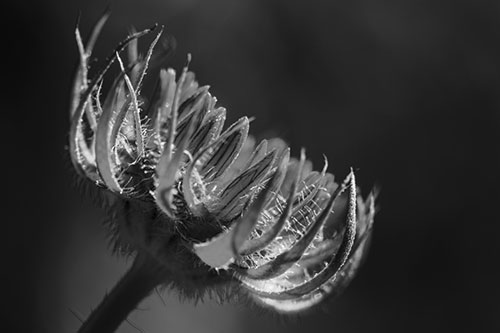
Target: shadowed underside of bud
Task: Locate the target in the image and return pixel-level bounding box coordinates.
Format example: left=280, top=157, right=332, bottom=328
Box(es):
left=69, top=14, right=376, bottom=313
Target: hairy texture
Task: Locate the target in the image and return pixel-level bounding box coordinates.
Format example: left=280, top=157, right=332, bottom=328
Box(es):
left=69, top=15, right=376, bottom=313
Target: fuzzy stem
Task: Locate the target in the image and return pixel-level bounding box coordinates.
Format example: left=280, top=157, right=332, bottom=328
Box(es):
left=78, top=251, right=169, bottom=333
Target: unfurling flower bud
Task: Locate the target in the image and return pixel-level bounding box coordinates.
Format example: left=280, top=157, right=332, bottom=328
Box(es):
left=69, top=14, right=376, bottom=313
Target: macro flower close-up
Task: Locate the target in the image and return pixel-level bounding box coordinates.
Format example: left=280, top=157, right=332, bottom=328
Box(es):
left=8, top=0, right=500, bottom=332
left=68, top=12, right=376, bottom=332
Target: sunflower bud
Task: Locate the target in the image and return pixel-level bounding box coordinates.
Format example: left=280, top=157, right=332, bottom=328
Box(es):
left=69, top=15, right=376, bottom=313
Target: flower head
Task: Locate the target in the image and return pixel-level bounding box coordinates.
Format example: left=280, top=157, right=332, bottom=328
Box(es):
left=69, top=15, right=376, bottom=313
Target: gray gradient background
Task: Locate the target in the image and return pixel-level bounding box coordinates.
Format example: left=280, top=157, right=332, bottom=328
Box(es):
left=4, top=0, right=499, bottom=332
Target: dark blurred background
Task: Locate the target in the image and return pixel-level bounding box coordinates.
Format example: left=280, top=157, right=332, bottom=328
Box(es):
left=4, top=0, right=499, bottom=332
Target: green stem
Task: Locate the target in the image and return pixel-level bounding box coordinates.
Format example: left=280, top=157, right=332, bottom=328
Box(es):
left=78, top=251, right=169, bottom=333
